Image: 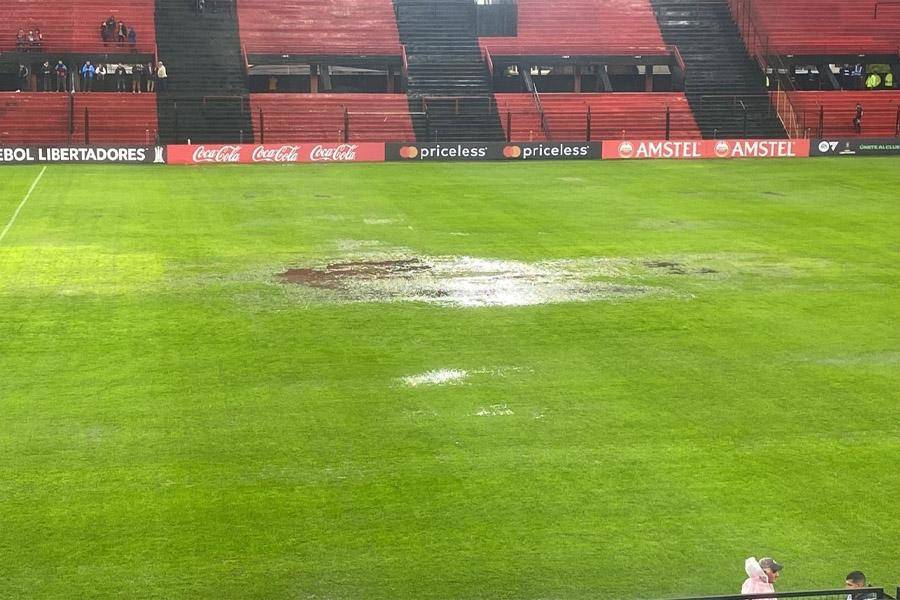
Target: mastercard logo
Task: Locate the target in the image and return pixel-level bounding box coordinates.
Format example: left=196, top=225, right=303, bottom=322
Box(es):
left=398, top=146, right=419, bottom=159
left=503, top=145, right=522, bottom=158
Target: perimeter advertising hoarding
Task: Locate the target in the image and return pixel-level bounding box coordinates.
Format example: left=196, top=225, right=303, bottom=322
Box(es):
left=0, top=146, right=165, bottom=164
left=385, top=142, right=601, bottom=161
left=165, top=143, right=385, bottom=164
left=602, top=139, right=810, bottom=160
left=811, top=138, right=900, bottom=156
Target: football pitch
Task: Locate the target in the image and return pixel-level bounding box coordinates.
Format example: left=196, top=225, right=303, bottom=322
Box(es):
left=1, top=159, right=898, bottom=599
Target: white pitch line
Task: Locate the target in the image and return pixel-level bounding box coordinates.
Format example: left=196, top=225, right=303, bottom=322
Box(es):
left=0, top=165, right=47, bottom=246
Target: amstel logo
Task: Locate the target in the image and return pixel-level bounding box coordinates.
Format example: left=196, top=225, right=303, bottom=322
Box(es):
left=618, top=141, right=635, bottom=158
left=502, top=145, right=522, bottom=158
left=398, top=146, right=419, bottom=159
left=714, top=140, right=730, bottom=158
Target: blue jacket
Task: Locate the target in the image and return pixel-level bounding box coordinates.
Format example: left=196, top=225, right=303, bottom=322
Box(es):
left=81, top=64, right=95, bottom=78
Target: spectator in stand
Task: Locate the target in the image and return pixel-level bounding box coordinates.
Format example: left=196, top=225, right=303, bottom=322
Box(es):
left=16, top=29, right=26, bottom=51
left=146, top=61, right=155, bottom=92
left=41, top=61, right=53, bottom=92
left=100, top=21, right=108, bottom=45
left=117, top=21, right=127, bottom=45
left=105, top=16, right=117, bottom=46
left=55, top=60, right=68, bottom=92
left=156, top=61, right=168, bottom=92
left=128, top=26, right=137, bottom=49
left=131, top=63, right=144, bottom=93
left=741, top=557, right=782, bottom=597
left=17, top=64, right=30, bottom=92
left=95, top=63, right=107, bottom=89
left=853, top=103, right=863, bottom=134
left=33, top=29, right=44, bottom=51
left=115, top=64, right=127, bottom=92
left=81, top=60, right=95, bottom=92
left=26, top=31, right=36, bottom=51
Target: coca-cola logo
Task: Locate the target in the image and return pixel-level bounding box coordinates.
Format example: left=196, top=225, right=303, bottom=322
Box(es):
left=309, top=144, right=359, bottom=162
left=251, top=145, right=300, bottom=163
left=192, top=145, right=242, bottom=163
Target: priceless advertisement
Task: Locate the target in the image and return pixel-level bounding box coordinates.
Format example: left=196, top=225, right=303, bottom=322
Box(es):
left=165, top=143, right=385, bottom=165
left=386, top=142, right=601, bottom=161
left=0, top=146, right=166, bottom=164
left=602, top=139, right=810, bottom=160
left=811, top=138, right=900, bottom=157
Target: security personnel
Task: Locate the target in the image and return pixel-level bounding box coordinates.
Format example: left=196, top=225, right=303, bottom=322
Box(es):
left=865, top=73, right=881, bottom=90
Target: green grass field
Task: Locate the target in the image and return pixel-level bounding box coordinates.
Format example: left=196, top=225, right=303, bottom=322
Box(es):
left=1, top=159, right=898, bottom=599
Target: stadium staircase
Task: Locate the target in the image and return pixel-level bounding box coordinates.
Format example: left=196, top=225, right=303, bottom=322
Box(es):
left=392, top=0, right=505, bottom=142
left=154, top=0, right=252, bottom=143
left=650, top=0, right=786, bottom=138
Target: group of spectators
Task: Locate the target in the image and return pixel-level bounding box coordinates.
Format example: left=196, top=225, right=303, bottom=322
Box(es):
left=742, top=557, right=882, bottom=600
left=15, top=29, right=45, bottom=52
left=99, top=15, right=138, bottom=48
left=17, top=60, right=168, bottom=93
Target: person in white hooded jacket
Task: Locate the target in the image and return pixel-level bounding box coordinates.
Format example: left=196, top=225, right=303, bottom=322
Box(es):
left=742, top=556, right=782, bottom=596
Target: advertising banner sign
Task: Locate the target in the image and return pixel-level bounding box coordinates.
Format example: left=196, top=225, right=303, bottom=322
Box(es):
left=0, top=146, right=166, bottom=164
left=601, top=139, right=810, bottom=160
left=385, top=142, right=601, bottom=162
left=811, top=138, right=900, bottom=157
left=165, top=143, right=385, bottom=165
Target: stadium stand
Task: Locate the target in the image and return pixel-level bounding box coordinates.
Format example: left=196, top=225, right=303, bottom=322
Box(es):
left=238, top=0, right=403, bottom=56
left=788, top=91, right=900, bottom=137
left=0, top=0, right=156, bottom=53
left=734, top=0, right=900, bottom=56
left=72, top=94, right=158, bottom=144
left=495, top=92, right=702, bottom=141
left=0, top=93, right=69, bottom=145
left=250, top=93, right=415, bottom=142
left=480, top=0, right=668, bottom=57
left=0, top=93, right=158, bottom=145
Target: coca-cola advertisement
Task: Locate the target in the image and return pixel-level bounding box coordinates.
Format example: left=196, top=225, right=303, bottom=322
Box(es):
left=166, top=143, right=385, bottom=165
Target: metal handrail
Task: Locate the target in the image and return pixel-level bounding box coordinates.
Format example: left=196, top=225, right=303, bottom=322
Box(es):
left=531, top=84, right=551, bottom=140
left=482, top=45, right=494, bottom=78
left=401, top=44, right=408, bottom=78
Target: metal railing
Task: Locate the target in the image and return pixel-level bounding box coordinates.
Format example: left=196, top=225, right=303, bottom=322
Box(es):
left=728, top=0, right=806, bottom=138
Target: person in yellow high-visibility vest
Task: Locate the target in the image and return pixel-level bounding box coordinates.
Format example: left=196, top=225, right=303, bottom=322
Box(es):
left=865, top=73, right=882, bottom=90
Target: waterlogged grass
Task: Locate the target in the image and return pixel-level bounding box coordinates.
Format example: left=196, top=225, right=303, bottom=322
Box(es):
left=0, top=159, right=898, bottom=599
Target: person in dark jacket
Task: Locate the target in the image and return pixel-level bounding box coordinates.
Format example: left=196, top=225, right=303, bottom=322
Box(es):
left=16, top=29, right=26, bottom=51
left=117, top=21, right=127, bottom=45
left=55, top=61, right=68, bottom=92
left=132, top=62, right=144, bottom=93
left=853, top=103, right=863, bottom=134
left=146, top=61, right=155, bottom=92
left=17, top=64, right=30, bottom=92
left=41, top=61, right=53, bottom=92
left=115, top=64, right=127, bottom=92
left=128, top=26, right=137, bottom=49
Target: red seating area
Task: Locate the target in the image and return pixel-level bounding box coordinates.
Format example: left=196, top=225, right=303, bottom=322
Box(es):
left=250, top=94, right=414, bottom=142
left=743, top=0, right=900, bottom=55
left=0, top=93, right=157, bottom=145
left=495, top=93, right=702, bottom=141
left=239, top=0, right=402, bottom=56
left=72, top=95, right=159, bottom=144
left=787, top=92, right=900, bottom=137
left=480, top=0, right=667, bottom=57
left=0, top=0, right=156, bottom=54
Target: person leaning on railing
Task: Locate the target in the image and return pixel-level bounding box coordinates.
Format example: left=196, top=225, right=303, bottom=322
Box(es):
left=742, top=556, right=782, bottom=597
left=845, top=571, right=879, bottom=600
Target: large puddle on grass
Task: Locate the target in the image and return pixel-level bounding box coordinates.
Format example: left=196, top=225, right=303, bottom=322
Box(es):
left=278, top=256, right=666, bottom=308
